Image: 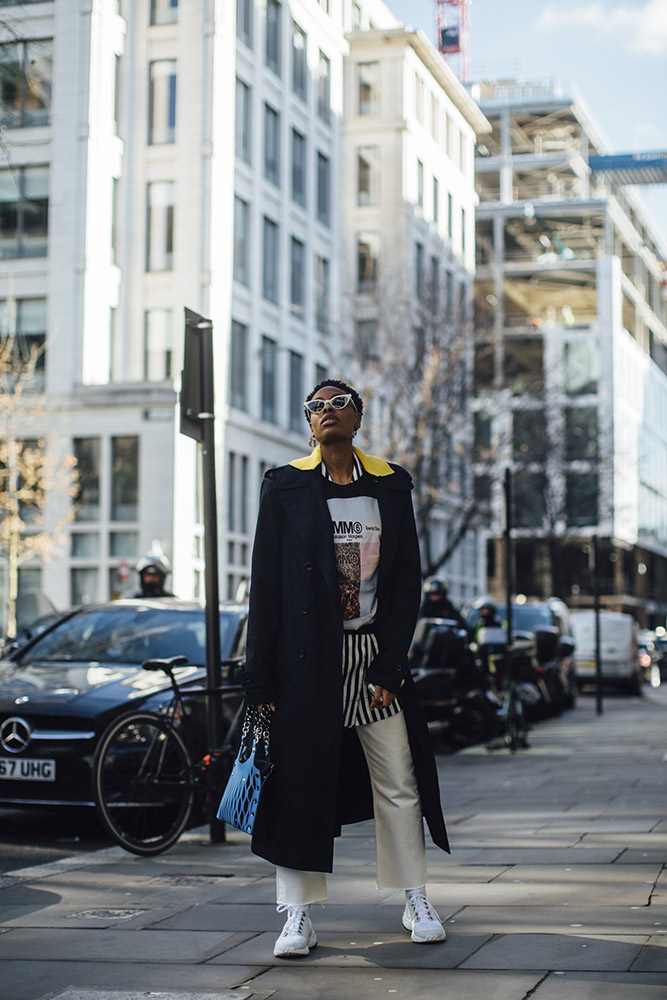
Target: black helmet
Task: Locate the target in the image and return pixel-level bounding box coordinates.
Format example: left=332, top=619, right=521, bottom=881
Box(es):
left=423, top=577, right=447, bottom=597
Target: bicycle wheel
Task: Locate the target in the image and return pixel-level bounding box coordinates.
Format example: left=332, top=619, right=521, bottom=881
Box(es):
left=94, top=712, right=194, bottom=856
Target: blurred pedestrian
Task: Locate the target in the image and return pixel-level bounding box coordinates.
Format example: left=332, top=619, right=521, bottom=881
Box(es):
left=134, top=555, right=174, bottom=598
left=242, top=378, right=450, bottom=958
left=419, top=578, right=467, bottom=630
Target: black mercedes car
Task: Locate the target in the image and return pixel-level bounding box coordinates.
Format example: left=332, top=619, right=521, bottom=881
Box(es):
left=0, top=599, right=247, bottom=807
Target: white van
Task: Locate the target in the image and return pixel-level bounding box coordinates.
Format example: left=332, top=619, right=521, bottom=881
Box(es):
left=570, top=611, right=641, bottom=694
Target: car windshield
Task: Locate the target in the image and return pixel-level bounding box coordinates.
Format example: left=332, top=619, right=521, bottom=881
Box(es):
left=16, top=606, right=241, bottom=666
left=466, top=603, right=552, bottom=631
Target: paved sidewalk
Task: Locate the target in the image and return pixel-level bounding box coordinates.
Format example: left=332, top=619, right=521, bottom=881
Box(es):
left=1, top=688, right=666, bottom=1000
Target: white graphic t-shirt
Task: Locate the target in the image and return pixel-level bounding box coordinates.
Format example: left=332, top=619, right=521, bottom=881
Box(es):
left=325, top=490, right=381, bottom=631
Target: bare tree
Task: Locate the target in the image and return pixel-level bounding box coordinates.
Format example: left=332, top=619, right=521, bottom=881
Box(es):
left=341, top=265, right=480, bottom=578
left=0, top=332, right=77, bottom=637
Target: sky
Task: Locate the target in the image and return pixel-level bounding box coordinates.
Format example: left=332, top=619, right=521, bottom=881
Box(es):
left=388, top=0, right=667, bottom=248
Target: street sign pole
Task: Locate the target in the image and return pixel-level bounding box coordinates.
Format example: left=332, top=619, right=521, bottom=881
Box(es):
left=592, top=534, right=603, bottom=716
left=180, top=308, right=223, bottom=753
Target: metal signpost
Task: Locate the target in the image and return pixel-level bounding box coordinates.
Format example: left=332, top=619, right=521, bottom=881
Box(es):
left=179, top=308, right=223, bottom=755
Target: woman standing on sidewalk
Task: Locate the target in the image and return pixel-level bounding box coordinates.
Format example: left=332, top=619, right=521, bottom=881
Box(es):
left=241, top=378, right=450, bottom=958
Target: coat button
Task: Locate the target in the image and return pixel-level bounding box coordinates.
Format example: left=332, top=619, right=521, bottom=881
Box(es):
left=301, top=605, right=310, bottom=615
left=394, top=664, right=403, bottom=673
left=304, top=562, right=313, bottom=571
left=297, top=648, right=305, bottom=658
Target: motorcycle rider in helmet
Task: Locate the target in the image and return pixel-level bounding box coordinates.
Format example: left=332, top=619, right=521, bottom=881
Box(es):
left=418, top=578, right=467, bottom=630
left=135, top=554, right=174, bottom=598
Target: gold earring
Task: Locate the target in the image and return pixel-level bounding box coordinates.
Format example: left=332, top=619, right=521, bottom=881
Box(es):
left=309, top=433, right=316, bottom=448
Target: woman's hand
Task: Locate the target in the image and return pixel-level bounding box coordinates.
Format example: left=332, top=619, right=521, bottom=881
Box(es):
left=369, top=685, right=395, bottom=711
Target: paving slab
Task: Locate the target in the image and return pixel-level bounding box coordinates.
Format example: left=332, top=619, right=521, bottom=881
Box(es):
left=44, top=993, right=252, bottom=1000
left=529, top=970, right=667, bottom=998
left=631, top=934, right=667, bottom=972
left=445, top=904, right=667, bottom=936
left=0, top=927, right=248, bottom=963
left=243, top=967, right=543, bottom=1000
left=208, top=929, right=490, bottom=969
left=459, top=931, right=647, bottom=971
left=0, top=962, right=263, bottom=1000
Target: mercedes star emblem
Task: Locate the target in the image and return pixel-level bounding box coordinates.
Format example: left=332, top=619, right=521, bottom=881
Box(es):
left=0, top=717, right=32, bottom=754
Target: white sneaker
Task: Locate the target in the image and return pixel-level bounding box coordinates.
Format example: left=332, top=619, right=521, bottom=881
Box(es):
left=273, top=904, right=318, bottom=957
left=402, top=889, right=446, bottom=943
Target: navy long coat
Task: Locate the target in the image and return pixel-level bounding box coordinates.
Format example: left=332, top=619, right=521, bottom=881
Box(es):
left=241, top=446, right=450, bottom=872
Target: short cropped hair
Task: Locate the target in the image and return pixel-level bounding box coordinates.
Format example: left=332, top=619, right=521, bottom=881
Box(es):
left=304, top=378, right=364, bottom=423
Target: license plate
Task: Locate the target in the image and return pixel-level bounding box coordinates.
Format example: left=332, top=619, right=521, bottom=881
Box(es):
left=576, top=660, right=596, bottom=674
left=0, top=757, right=56, bottom=781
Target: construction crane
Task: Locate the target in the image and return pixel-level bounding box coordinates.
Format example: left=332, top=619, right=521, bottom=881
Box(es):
left=436, top=0, right=471, bottom=82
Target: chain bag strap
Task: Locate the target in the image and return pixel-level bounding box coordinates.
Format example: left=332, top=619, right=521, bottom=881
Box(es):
left=217, top=704, right=273, bottom=834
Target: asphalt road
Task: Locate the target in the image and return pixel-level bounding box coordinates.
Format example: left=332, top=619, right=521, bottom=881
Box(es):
left=0, top=806, right=112, bottom=874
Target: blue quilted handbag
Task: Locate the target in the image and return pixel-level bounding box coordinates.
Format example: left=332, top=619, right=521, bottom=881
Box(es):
left=217, top=705, right=273, bottom=834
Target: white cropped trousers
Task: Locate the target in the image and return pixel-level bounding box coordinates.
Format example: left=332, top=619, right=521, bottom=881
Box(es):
left=276, top=710, right=428, bottom=906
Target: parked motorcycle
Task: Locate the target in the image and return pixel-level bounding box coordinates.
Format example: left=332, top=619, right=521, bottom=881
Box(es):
left=409, top=618, right=500, bottom=746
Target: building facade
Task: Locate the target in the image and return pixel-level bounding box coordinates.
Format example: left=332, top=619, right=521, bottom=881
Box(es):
left=341, top=28, right=489, bottom=606
left=471, top=79, right=667, bottom=626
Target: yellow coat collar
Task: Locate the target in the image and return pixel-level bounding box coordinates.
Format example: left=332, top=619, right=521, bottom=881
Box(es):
left=289, top=445, right=394, bottom=477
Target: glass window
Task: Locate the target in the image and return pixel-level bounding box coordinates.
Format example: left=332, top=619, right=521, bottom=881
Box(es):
left=430, top=255, right=439, bottom=314
left=473, top=412, right=492, bottom=458
left=316, top=151, right=330, bottom=227
left=227, top=451, right=237, bottom=531
left=513, top=409, right=546, bottom=461
left=230, top=320, right=248, bottom=411
left=233, top=195, right=250, bottom=285
left=109, top=531, right=138, bottom=557
left=290, top=236, right=305, bottom=315
left=474, top=342, right=494, bottom=389
left=289, top=351, right=303, bottom=432
left=291, top=128, right=306, bottom=207
left=513, top=470, right=546, bottom=529
left=461, top=206, right=466, bottom=256
left=236, top=0, right=252, bottom=46
left=0, top=296, right=46, bottom=387
left=504, top=336, right=543, bottom=392
left=565, top=339, right=600, bottom=396
left=357, top=233, right=378, bottom=293
left=261, top=336, right=277, bottom=423
left=150, top=0, right=178, bottom=24
left=73, top=438, right=100, bottom=522
left=433, top=176, right=439, bottom=224
left=351, top=2, right=362, bottom=28
left=415, top=241, right=424, bottom=301
left=263, top=103, right=280, bottom=185
left=414, top=73, right=424, bottom=123
left=144, top=308, right=173, bottom=380
left=565, top=407, right=598, bottom=460
left=292, top=21, right=307, bottom=100
left=356, top=319, right=378, bottom=361
left=357, top=146, right=378, bottom=206
left=317, top=50, right=330, bottom=123
left=146, top=180, right=174, bottom=271
left=266, top=0, right=281, bottom=75
left=0, top=165, right=48, bottom=259
left=262, top=216, right=279, bottom=303
left=315, top=254, right=329, bottom=333
left=235, top=78, right=251, bottom=164
left=71, top=567, right=99, bottom=606
left=417, top=159, right=424, bottom=210
left=0, top=39, right=52, bottom=128
left=71, top=532, right=100, bottom=558
left=357, top=62, right=379, bottom=115
left=447, top=192, right=453, bottom=240
left=431, top=94, right=439, bottom=142
left=566, top=472, right=598, bottom=527
left=111, top=436, right=138, bottom=522
left=148, top=59, right=176, bottom=144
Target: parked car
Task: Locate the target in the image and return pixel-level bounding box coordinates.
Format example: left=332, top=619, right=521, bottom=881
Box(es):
left=0, top=599, right=247, bottom=808
left=570, top=610, right=640, bottom=694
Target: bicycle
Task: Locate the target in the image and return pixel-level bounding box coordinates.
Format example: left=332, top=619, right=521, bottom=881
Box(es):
left=93, top=655, right=245, bottom=856
left=485, top=649, right=534, bottom=752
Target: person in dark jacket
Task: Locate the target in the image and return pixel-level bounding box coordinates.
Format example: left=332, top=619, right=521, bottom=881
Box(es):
left=134, top=555, right=174, bottom=598
left=418, top=578, right=467, bottom=630
left=242, top=378, right=450, bottom=958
